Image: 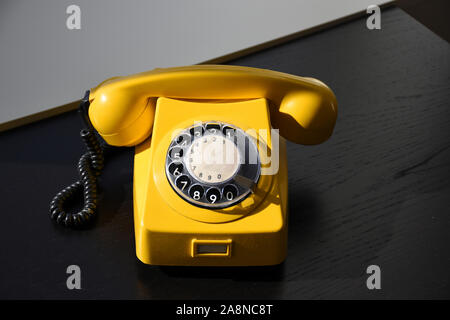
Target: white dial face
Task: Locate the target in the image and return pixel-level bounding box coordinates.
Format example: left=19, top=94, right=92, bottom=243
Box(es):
left=186, top=134, right=240, bottom=184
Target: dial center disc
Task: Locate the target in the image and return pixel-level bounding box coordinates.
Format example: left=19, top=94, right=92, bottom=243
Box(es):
left=186, top=134, right=240, bottom=184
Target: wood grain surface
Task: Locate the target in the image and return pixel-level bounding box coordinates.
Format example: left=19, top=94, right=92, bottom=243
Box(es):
left=0, top=7, right=449, bottom=299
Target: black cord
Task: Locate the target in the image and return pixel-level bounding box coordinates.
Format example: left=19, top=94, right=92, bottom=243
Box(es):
left=50, top=129, right=105, bottom=227
left=50, top=91, right=106, bottom=227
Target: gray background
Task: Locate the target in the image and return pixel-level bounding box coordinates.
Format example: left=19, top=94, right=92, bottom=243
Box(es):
left=0, top=0, right=389, bottom=127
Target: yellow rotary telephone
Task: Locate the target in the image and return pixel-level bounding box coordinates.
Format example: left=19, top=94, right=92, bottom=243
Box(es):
left=50, top=65, right=337, bottom=266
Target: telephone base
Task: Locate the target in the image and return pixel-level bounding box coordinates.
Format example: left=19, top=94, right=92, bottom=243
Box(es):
left=133, top=98, right=289, bottom=266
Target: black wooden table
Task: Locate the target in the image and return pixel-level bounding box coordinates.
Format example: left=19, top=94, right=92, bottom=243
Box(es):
left=1, top=7, right=449, bottom=299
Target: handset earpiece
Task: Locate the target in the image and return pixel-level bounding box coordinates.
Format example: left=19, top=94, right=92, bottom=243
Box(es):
left=273, top=87, right=337, bottom=145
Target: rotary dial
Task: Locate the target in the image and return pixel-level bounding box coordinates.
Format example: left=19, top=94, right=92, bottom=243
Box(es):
left=165, top=122, right=260, bottom=209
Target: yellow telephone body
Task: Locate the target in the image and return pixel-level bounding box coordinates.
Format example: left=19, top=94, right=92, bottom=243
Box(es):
left=88, top=65, right=337, bottom=266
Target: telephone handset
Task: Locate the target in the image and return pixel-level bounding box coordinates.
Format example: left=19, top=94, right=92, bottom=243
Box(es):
left=50, top=65, right=337, bottom=266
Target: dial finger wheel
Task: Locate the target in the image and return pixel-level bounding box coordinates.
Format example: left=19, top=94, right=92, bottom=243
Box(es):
left=165, top=121, right=260, bottom=209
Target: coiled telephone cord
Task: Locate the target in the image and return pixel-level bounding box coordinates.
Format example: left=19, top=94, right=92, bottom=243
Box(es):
left=49, top=90, right=107, bottom=227
left=49, top=129, right=105, bottom=227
